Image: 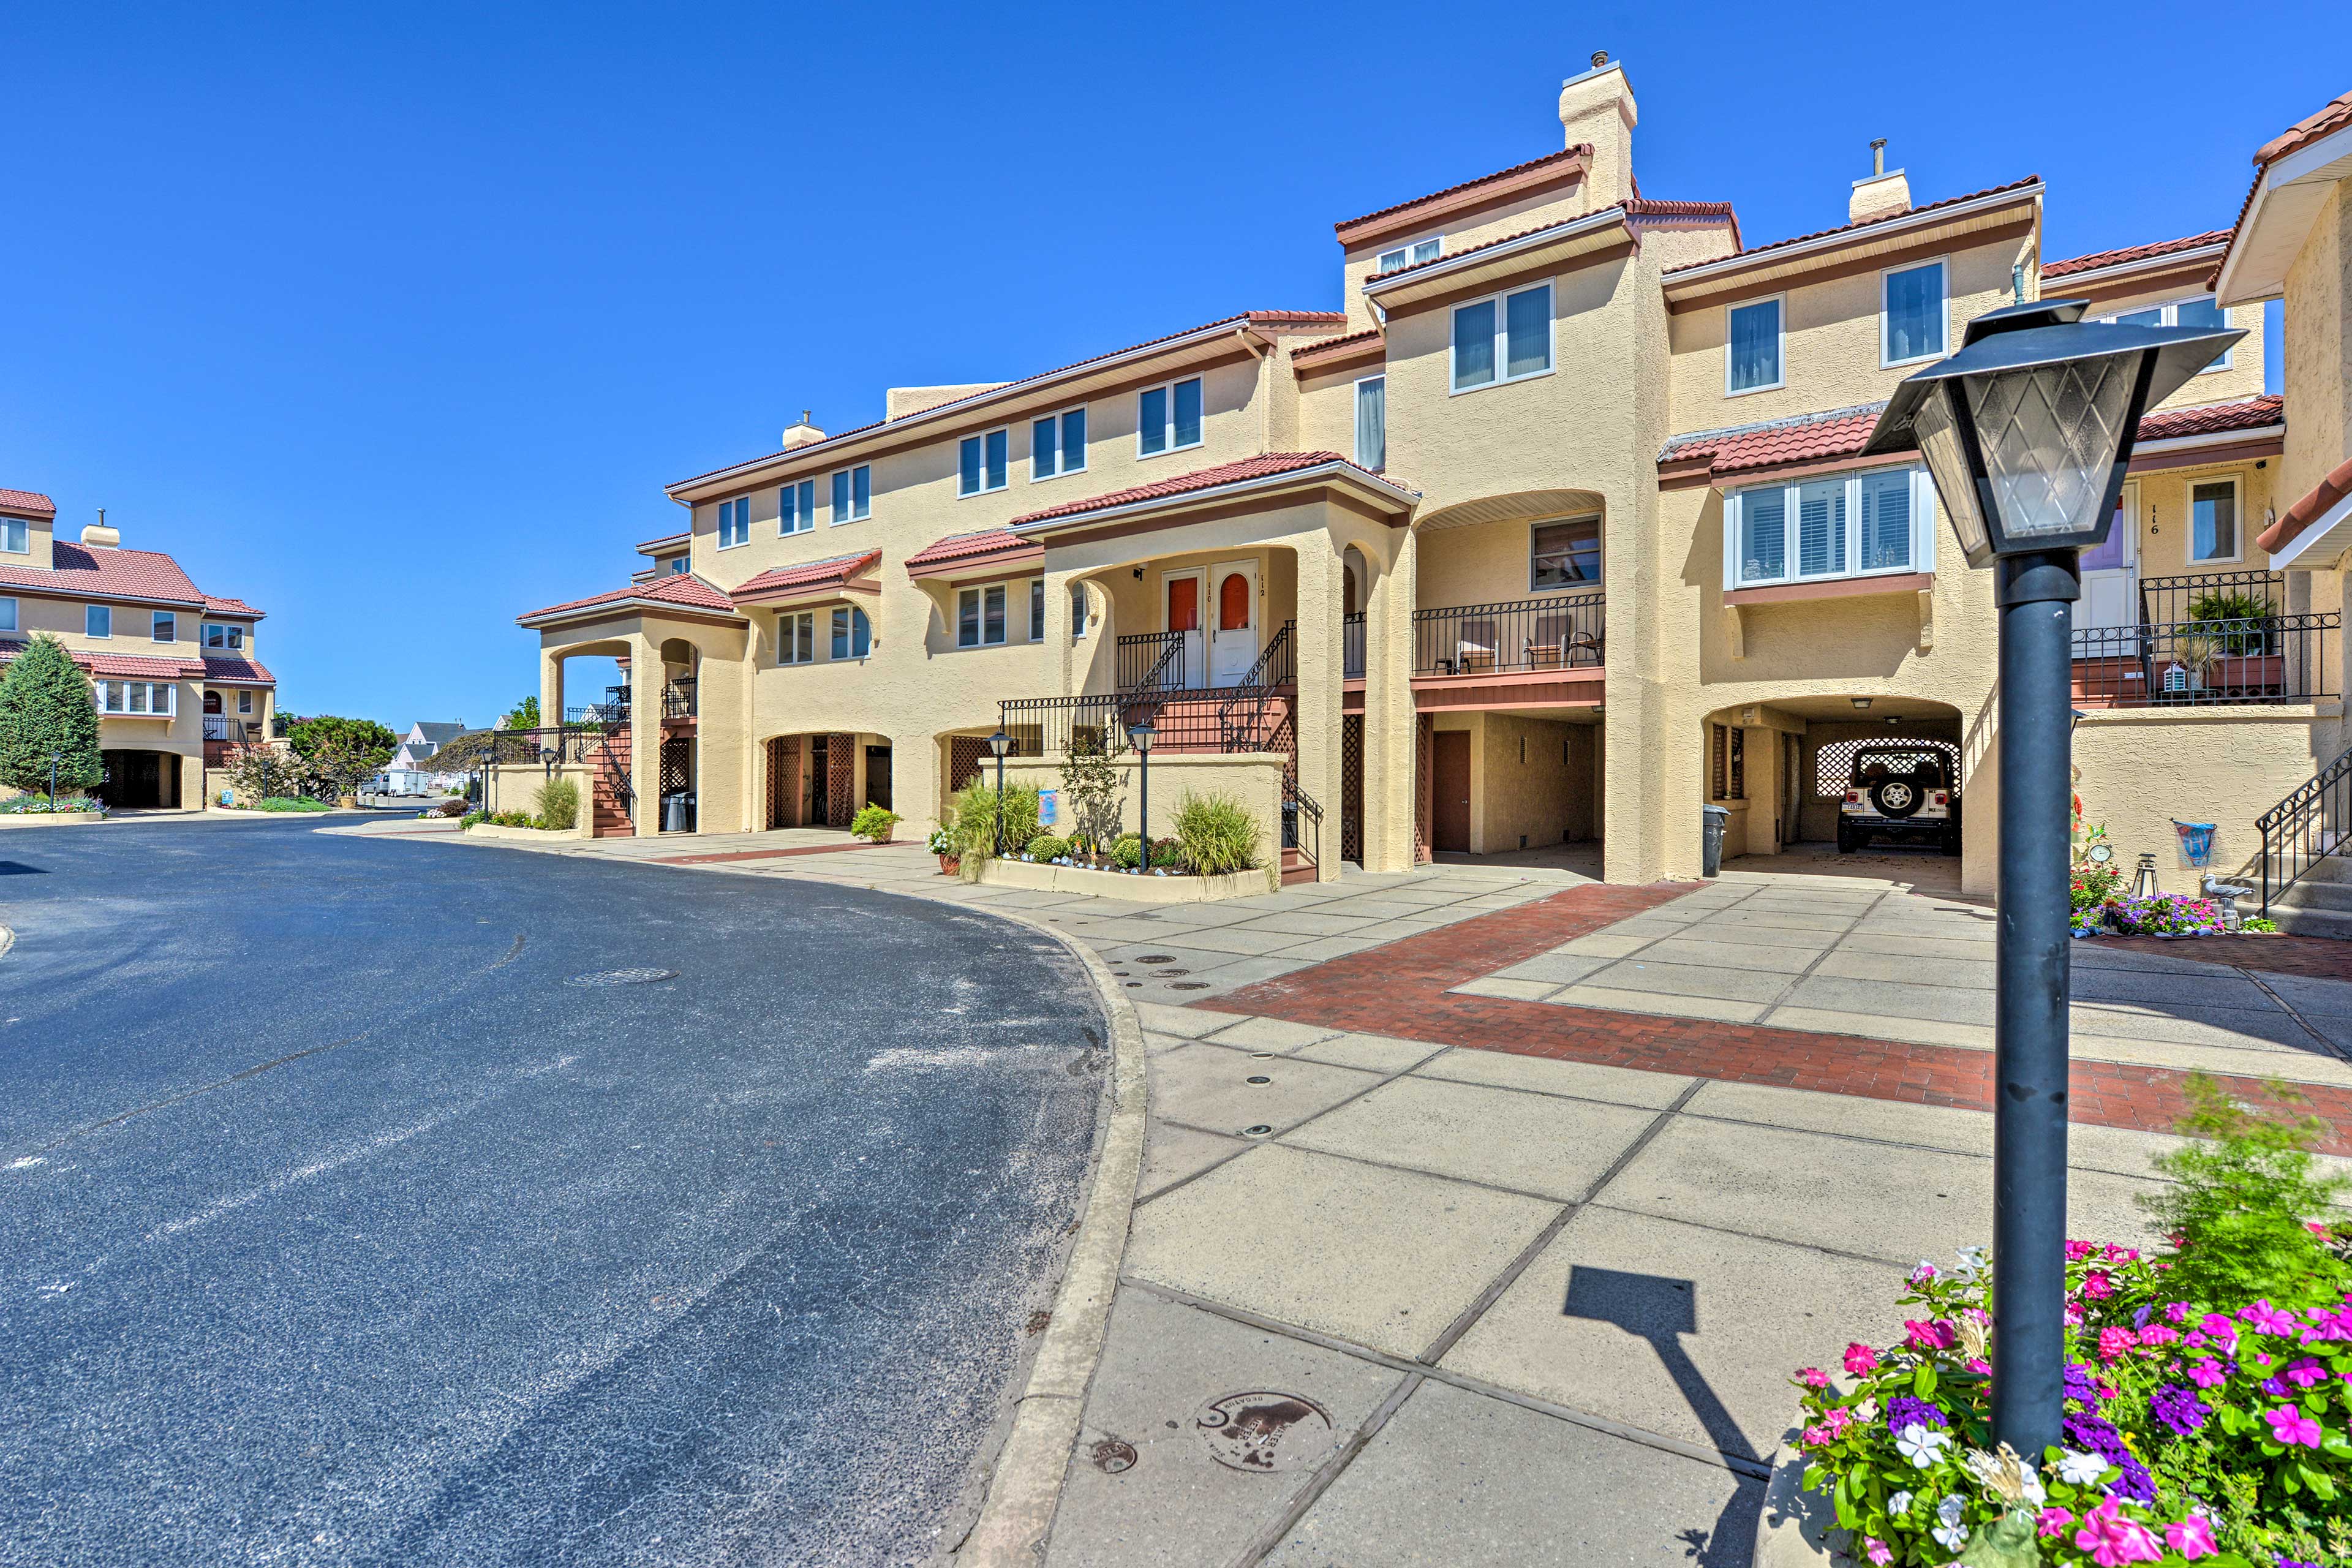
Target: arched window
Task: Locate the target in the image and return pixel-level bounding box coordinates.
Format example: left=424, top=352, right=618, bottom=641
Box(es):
left=203, top=691, right=222, bottom=714
left=1218, top=571, right=1251, bottom=631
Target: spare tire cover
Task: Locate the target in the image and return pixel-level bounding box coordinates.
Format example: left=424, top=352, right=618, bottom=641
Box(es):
left=1872, top=777, right=1922, bottom=818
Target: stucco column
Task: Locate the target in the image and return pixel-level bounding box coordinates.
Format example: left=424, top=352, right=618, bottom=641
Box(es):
left=627, top=630, right=661, bottom=834
left=1042, top=569, right=1076, bottom=696
left=1293, top=530, right=1347, bottom=882
left=1361, top=529, right=1418, bottom=873
left=539, top=647, right=565, bottom=736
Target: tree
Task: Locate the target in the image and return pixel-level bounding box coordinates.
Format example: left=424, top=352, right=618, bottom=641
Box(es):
left=287, top=715, right=398, bottom=767
left=1058, top=731, right=1126, bottom=859
left=503, top=696, right=540, bottom=730
left=0, top=635, right=102, bottom=795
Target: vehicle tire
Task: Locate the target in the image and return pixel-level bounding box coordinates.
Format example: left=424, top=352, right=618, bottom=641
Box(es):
left=1942, top=826, right=1962, bottom=857
left=1838, top=824, right=1860, bottom=854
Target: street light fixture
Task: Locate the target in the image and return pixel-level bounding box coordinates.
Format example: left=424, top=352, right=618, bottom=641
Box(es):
left=48, top=748, right=61, bottom=811
left=1861, top=296, right=2242, bottom=1461
left=986, top=728, right=1012, bottom=855
left=1128, top=722, right=1157, bottom=874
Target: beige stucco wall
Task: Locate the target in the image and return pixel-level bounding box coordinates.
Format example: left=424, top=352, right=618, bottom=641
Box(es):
left=2280, top=186, right=2350, bottom=511
left=1001, top=750, right=1286, bottom=872
left=2073, top=707, right=2334, bottom=892
left=1336, top=178, right=1596, bottom=331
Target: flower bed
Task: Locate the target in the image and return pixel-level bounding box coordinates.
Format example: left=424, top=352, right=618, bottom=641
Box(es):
left=0, top=796, right=105, bottom=815
left=2073, top=893, right=2233, bottom=941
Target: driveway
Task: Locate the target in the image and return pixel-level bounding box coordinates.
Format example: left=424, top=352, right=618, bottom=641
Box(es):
left=0, top=816, right=1105, bottom=1568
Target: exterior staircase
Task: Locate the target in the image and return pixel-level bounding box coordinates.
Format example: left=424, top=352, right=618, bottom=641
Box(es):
left=1280, top=845, right=1314, bottom=886
left=589, top=726, right=635, bottom=837
left=2269, top=856, right=2352, bottom=938
left=2258, top=741, right=2352, bottom=937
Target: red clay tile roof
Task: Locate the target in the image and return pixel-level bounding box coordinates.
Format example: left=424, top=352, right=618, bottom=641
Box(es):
left=200, top=655, right=277, bottom=686
left=1289, top=328, right=1385, bottom=365
left=0, top=489, right=56, bottom=518
left=2260, top=453, right=2352, bottom=556
left=2043, top=230, right=2231, bottom=279
left=1362, top=198, right=1737, bottom=287
left=635, top=530, right=691, bottom=554
left=1333, top=145, right=1593, bottom=236
left=2255, top=89, right=2352, bottom=168
left=202, top=594, right=265, bottom=619
left=731, top=550, right=883, bottom=601
left=668, top=311, right=1347, bottom=495
left=0, top=638, right=205, bottom=679
left=2135, top=394, right=2283, bottom=441
left=1011, top=452, right=1396, bottom=528
left=516, top=571, right=740, bottom=625
left=903, top=530, right=1031, bottom=568
left=1664, top=176, right=2043, bottom=277
left=0, top=541, right=206, bottom=606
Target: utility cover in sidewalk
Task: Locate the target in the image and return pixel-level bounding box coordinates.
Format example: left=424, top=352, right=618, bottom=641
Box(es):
left=1194, top=1392, right=1333, bottom=1474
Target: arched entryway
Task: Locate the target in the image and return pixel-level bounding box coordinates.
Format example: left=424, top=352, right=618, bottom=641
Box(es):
left=764, top=732, right=873, bottom=829
left=1705, top=696, right=1966, bottom=878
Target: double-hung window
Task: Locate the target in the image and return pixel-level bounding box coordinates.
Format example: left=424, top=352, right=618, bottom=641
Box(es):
left=1374, top=237, right=1441, bottom=274
left=86, top=605, right=111, bottom=638
left=1031, top=407, right=1088, bottom=480
left=1069, top=582, right=1088, bottom=639
left=1029, top=578, right=1045, bottom=642
left=152, top=612, right=175, bottom=642
left=1529, top=516, right=1602, bottom=589
left=0, top=517, right=26, bottom=554
left=831, top=466, right=872, bottom=523
left=203, top=622, right=245, bottom=651
left=1137, top=377, right=1203, bottom=458
left=2188, top=477, right=2240, bottom=563
left=830, top=606, right=871, bottom=660
left=1726, top=296, right=1784, bottom=394
left=717, top=496, right=753, bottom=548
left=663, top=556, right=688, bottom=575
left=1728, top=466, right=1932, bottom=589
left=1881, top=260, right=1948, bottom=366
left=2106, top=298, right=2233, bottom=372
left=1354, top=375, right=1386, bottom=470
left=780, top=479, right=816, bottom=534
left=1450, top=282, right=1552, bottom=393
left=238, top=690, right=254, bottom=715
left=0, top=598, right=14, bottom=633
left=777, top=611, right=816, bottom=665
left=958, top=584, right=1008, bottom=647
left=96, top=679, right=175, bottom=715
left=959, top=429, right=1009, bottom=496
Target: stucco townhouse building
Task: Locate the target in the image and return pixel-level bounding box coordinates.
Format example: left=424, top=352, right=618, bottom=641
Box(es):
left=516, top=58, right=2334, bottom=904
left=0, top=494, right=278, bottom=809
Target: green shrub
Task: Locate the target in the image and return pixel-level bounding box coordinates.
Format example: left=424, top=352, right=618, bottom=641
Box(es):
left=2138, top=1072, right=2352, bottom=1308
left=2188, top=587, right=2275, bottom=655
left=850, top=803, right=902, bottom=842
left=532, top=778, right=580, bottom=832
left=947, top=779, right=1039, bottom=860
left=1025, top=834, right=1069, bottom=860
left=255, top=796, right=330, bottom=813
left=0, top=634, right=102, bottom=794
left=1112, top=832, right=1183, bottom=871
left=1172, top=791, right=1259, bottom=875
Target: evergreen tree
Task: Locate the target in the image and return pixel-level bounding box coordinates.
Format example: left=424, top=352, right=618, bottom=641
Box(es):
left=0, top=635, right=103, bottom=794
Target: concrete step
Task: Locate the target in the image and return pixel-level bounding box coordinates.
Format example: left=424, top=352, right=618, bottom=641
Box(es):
left=2269, top=903, right=2352, bottom=940
left=2277, top=876, right=2352, bottom=914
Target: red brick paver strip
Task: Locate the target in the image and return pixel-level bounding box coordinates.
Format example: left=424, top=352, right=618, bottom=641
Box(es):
left=655, top=841, right=922, bottom=866
left=2087, top=932, right=2352, bottom=983
left=1208, top=882, right=2352, bottom=1153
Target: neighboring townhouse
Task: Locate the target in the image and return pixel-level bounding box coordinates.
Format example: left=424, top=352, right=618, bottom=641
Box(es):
left=0, top=495, right=277, bottom=809
left=375, top=720, right=469, bottom=795
left=514, top=58, right=2326, bottom=900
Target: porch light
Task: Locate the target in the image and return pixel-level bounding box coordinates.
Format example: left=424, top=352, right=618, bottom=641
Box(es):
left=1128, top=722, right=1158, bottom=875
left=1859, top=297, right=2243, bottom=1466
left=1127, top=722, right=1156, bottom=755
left=1850, top=698, right=1872, bottom=711
left=986, top=729, right=1011, bottom=760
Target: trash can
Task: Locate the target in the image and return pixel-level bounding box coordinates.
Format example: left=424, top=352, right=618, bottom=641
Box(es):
left=663, top=793, right=690, bottom=834
left=1701, top=804, right=1731, bottom=878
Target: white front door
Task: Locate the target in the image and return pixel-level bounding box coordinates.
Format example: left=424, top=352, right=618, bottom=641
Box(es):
left=2073, top=486, right=2139, bottom=638
left=1164, top=569, right=1206, bottom=688
left=1209, top=559, right=1259, bottom=687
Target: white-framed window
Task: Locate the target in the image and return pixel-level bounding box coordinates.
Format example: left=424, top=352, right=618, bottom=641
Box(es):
left=1881, top=259, right=1948, bottom=367
left=1354, top=375, right=1386, bottom=470
left=663, top=556, right=688, bottom=575
left=1069, top=582, right=1088, bottom=639
left=1726, top=295, right=1785, bottom=395
left=1530, top=516, right=1602, bottom=590
left=2188, top=475, right=2241, bottom=564
left=831, top=466, right=871, bottom=523
left=830, top=606, right=872, bottom=660
left=2105, top=297, right=2234, bottom=372
left=0, top=518, right=27, bottom=554
left=958, top=584, right=1008, bottom=647
left=152, top=611, right=175, bottom=642
left=1029, top=578, right=1045, bottom=642
left=1137, top=377, right=1204, bottom=458
left=94, top=679, right=176, bottom=716
left=780, top=479, right=816, bottom=535
left=1726, top=465, right=1935, bottom=590
left=202, top=622, right=246, bottom=651
left=1450, top=282, right=1553, bottom=393
left=1031, top=406, right=1088, bottom=481
left=238, top=690, right=254, bottom=714
left=777, top=610, right=816, bottom=665
left=0, top=598, right=14, bottom=633
left=1375, top=237, right=1442, bottom=274
left=959, top=429, right=1010, bottom=496
left=717, top=496, right=753, bottom=549
left=86, top=605, right=111, bottom=638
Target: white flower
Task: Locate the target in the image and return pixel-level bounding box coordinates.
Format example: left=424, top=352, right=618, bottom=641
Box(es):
left=2018, top=1472, right=2045, bottom=1507
left=2056, top=1448, right=2109, bottom=1486
left=1951, top=1245, right=1988, bottom=1280
left=1932, top=1519, right=1969, bottom=1551
left=1888, top=1491, right=1914, bottom=1515
left=1895, top=1423, right=1951, bottom=1469
left=1938, top=1496, right=1965, bottom=1526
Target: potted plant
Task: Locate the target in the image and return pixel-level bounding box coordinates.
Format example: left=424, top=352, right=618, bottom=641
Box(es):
left=2190, top=587, right=2284, bottom=697
left=851, top=802, right=901, bottom=844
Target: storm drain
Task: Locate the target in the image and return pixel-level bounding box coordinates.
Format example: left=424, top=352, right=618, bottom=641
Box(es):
left=566, top=968, right=679, bottom=988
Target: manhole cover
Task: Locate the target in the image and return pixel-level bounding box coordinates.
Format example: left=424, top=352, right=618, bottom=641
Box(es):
left=1246, top=1075, right=1272, bottom=1084
left=1135, top=955, right=1177, bottom=964
left=1169, top=981, right=1211, bottom=990
left=1241, top=1124, right=1275, bottom=1137
left=566, top=968, right=679, bottom=987
left=1194, top=1392, right=1334, bottom=1473
left=1088, top=1436, right=1137, bottom=1474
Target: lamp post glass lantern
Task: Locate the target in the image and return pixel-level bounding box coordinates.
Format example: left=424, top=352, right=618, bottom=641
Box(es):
left=986, top=728, right=1011, bottom=856
left=1128, top=722, right=1156, bottom=873
left=1862, top=297, right=2242, bottom=1461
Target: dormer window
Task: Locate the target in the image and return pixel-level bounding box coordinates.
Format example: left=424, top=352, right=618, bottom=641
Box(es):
left=0, top=518, right=26, bottom=554
left=1376, top=238, right=1441, bottom=274
left=203, top=622, right=246, bottom=651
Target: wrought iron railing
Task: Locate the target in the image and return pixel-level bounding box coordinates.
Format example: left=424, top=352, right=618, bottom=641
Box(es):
left=2139, top=570, right=2287, bottom=628
left=2260, top=742, right=2352, bottom=916
left=663, top=677, right=696, bottom=718
left=1218, top=622, right=1295, bottom=753
left=996, top=694, right=1164, bottom=759
left=1283, top=777, right=1321, bottom=873
left=2070, top=613, right=2338, bottom=709
left=1414, top=593, right=1604, bottom=677
left=1118, top=631, right=1188, bottom=693
left=1344, top=612, right=1365, bottom=680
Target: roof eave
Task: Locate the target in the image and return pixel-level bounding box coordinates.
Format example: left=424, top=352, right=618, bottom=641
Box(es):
left=1012, top=461, right=1419, bottom=537
left=516, top=595, right=745, bottom=630
left=2043, top=241, right=2230, bottom=292
left=2215, top=125, right=2352, bottom=306
left=1662, top=182, right=2044, bottom=296
left=1360, top=208, right=1630, bottom=305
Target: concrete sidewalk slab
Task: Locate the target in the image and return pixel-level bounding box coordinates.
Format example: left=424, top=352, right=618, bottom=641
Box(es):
left=1283, top=1077, right=1662, bottom=1201
left=1147, top=1046, right=1372, bottom=1138
left=1414, top=1049, right=1697, bottom=1110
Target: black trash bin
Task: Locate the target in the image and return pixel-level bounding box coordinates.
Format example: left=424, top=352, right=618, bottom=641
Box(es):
left=1701, top=804, right=1731, bottom=878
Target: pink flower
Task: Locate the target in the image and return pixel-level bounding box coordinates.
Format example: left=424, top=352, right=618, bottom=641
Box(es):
left=2066, top=1303, right=2087, bottom=1327
left=2309, top=1220, right=2333, bottom=1237
left=2243, top=1300, right=2299, bottom=1336
left=2265, top=1404, right=2323, bottom=1447
left=2066, top=1239, right=2096, bottom=1261
left=2286, top=1357, right=2328, bottom=1388
left=1905, top=1319, right=1958, bottom=1351
left=2104, top=1243, right=2141, bottom=1262
left=2164, top=1517, right=2219, bottom=1559
left=1863, top=1539, right=1891, bottom=1566
left=1798, top=1367, right=1830, bottom=1389
left=2037, top=1507, right=2075, bottom=1538
left=2073, top=1500, right=2164, bottom=1565
left=2163, top=1302, right=2190, bottom=1324
left=2083, top=1270, right=2115, bottom=1300
left=1800, top=1422, right=1833, bottom=1446
left=1909, top=1261, right=1939, bottom=1285
left=1966, top=1357, right=1992, bottom=1375
left=1820, top=1408, right=1852, bottom=1437
left=2185, top=1360, right=2229, bottom=1389
left=2137, top=1324, right=2179, bottom=1348
left=2198, top=1313, right=2239, bottom=1349
left=1842, top=1343, right=1879, bottom=1376
left=2098, top=1326, right=2136, bottom=1363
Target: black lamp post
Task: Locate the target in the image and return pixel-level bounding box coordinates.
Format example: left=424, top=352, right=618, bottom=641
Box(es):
left=48, top=748, right=60, bottom=811
left=986, top=728, right=1012, bottom=854
left=1861, top=296, right=2241, bottom=1460
left=1128, top=722, right=1157, bottom=873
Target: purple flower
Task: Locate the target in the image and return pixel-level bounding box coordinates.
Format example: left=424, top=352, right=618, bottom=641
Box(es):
left=2064, top=1411, right=2155, bottom=1503
left=2286, top=1357, right=2328, bottom=1388
left=2242, top=1300, right=2299, bottom=1336
left=2261, top=1376, right=2289, bottom=1398
left=1885, top=1395, right=1948, bottom=1432
left=2150, top=1382, right=2211, bottom=1436
left=2063, top=1362, right=2102, bottom=1405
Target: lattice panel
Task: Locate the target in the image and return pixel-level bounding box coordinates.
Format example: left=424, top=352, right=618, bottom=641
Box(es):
left=1414, top=714, right=1433, bottom=864
left=768, top=737, right=800, bottom=828
left=827, top=733, right=855, bottom=826
left=1341, top=714, right=1363, bottom=864
left=659, top=737, right=692, bottom=799
left=949, top=736, right=989, bottom=795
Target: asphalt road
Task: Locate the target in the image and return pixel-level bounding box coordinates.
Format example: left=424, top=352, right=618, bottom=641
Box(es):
left=0, top=818, right=1105, bottom=1568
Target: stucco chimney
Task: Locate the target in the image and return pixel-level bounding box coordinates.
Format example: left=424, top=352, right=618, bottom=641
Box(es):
left=81, top=507, right=119, bottom=548
left=1557, top=53, right=1637, bottom=210
left=782, top=410, right=827, bottom=451
left=1849, top=139, right=1912, bottom=224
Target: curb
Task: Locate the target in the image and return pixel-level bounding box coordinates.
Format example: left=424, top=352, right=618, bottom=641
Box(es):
left=951, top=915, right=1147, bottom=1567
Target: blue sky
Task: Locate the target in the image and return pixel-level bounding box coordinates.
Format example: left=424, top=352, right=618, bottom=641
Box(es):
left=4, top=1, right=2343, bottom=728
